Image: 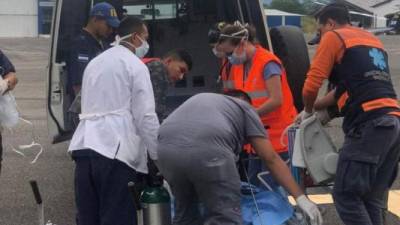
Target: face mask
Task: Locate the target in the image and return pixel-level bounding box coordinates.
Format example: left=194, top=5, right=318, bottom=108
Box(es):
left=134, top=36, right=150, bottom=58
left=112, top=34, right=131, bottom=46
left=212, top=47, right=225, bottom=58
left=113, top=34, right=149, bottom=59
left=228, top=50, right=247, bottom=65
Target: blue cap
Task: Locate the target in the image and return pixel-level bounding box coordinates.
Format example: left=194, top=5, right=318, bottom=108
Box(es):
left=90, top=2, right=120, bottom=28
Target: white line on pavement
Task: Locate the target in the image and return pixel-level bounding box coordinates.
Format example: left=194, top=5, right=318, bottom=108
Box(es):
left=288, top=190, right=400, bottom=217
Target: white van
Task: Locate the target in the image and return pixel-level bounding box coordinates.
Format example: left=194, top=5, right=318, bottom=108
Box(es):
left=47, top=0, right=310, bottom=143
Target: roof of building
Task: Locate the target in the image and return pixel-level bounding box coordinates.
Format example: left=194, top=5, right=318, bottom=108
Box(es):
left=342, top=0, right=393, bottom=11
left=339, top=0, right=375, bottom=14
left=372, top=0, right=394, bottom=8
left=264, top=9, right=304, bottom=17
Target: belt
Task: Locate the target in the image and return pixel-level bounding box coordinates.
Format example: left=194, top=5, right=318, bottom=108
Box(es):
left=79, top=108, right=130, bottom=121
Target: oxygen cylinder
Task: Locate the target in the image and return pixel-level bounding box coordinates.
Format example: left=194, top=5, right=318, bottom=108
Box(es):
left=140, top=175, right=171, bottom=225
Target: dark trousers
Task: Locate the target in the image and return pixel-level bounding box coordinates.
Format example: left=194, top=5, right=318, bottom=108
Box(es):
left=158, top=145, right=242, bottom=225
left=333, top=115, right=400, bottom=225
left=73, top=150, right=138, bottom=225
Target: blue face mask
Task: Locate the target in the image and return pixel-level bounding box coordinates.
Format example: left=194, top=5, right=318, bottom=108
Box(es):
left=228, top=51, right=247, bottom=65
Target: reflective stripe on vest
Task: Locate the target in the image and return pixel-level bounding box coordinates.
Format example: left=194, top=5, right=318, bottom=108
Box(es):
left=337, top=91, right=349, bottom=111
left=362, top=98, right=400, bottom=112
left=223, top=80, right=235, bottom=89
left=247, top=90, right=269, bottom=99
left=388, top=111, right=400, bottom=117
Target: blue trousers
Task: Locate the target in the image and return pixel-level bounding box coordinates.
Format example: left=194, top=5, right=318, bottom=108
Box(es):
left=333, top=115, right=400, bottom=225
left=73, top=150, right=138, bottom=225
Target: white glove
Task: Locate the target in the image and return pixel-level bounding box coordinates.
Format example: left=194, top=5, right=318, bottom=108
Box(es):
left=296, top=195, right=323, bottom=225
left=295, top=110, right=313, bottom=124
left=0, top=79, right=9, bottom=95
left=315, top=109, right=332, bottom=125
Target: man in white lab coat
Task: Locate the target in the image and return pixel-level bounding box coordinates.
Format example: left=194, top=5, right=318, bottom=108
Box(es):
left=68, top=16, right=159, bottom=225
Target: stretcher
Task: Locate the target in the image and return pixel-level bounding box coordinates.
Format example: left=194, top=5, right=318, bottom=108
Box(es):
left=287, top=115, right=338, bottom=189
left=240, top=115, right=339, bottom=225
left=240, top=157, right=310, bottom=225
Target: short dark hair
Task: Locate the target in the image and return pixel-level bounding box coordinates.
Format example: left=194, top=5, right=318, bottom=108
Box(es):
left=117, top=16, right=145, bottom=36
left=315, top=3, right=350, bottom=25
left=163, top=49, right=193, bottom=71
left=224, top=89, right=252, bottom=104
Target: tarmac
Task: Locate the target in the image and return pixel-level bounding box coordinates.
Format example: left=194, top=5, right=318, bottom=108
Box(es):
left=0, top=35, right=399, bottom=225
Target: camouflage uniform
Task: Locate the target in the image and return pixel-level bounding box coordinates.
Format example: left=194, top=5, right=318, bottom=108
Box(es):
left=146, top=60, right=170, bottom=122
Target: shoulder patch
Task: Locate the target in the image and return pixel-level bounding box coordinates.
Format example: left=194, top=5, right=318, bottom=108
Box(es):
left=77, top=54, right=89, bottom=62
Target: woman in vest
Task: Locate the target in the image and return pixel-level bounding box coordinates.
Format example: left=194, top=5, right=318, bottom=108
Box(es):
left=214, top=22, right=298, bottom=191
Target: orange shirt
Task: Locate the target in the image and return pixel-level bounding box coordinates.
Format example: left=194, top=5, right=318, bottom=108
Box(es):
left=302, top=29, right=345, bottom=97
left=303, top=26, right=386, bottom=98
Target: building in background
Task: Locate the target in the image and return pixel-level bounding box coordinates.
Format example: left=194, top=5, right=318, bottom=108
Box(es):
left=0, top=0, right=55, bottom=37
left=265, top=9, right=304, bottom=28
left=340, top=0, right=400, bottom=28
left=371, top=0, right=400, bottom=27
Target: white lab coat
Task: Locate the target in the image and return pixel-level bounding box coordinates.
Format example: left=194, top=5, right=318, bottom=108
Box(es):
left=69, top=45, right=160, bottom=173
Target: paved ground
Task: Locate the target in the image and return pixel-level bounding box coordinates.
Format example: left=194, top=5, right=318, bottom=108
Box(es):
left=0, top=35, right=399, bottom=225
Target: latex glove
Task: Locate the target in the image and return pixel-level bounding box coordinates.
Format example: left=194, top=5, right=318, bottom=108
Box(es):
left=296, top=195, right=323, bottom=225
left=295, top=110, right=313, bottom=124
left=0, top=79, right=9, bottom=95
left=315, top=109, right=332, bottom=125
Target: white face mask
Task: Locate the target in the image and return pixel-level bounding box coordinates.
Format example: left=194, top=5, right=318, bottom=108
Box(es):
left=112, top=34, right=131, bottom=46
left=135, top=36, right=150, bottom=58
left=228, top=50, right=247, bottom=65
left=113, top=34, right=149, bottom=59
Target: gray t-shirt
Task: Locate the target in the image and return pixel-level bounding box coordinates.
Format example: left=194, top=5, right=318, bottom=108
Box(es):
left=158, top=93, right=267, bottom=155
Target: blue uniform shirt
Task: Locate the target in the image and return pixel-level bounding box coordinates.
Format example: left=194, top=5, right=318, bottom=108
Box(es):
left=0, top=50, right=16, bottom=77
left=67, top=29, right=104, bottom=96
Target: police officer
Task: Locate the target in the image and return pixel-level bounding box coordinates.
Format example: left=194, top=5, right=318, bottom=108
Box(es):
left=298, top=3, right=400, bottom=225
left=0, top=50, right=18, bottom=174
left=66, top=2, right=119, bottom=128
left=67, top=2, right=119, bottom=99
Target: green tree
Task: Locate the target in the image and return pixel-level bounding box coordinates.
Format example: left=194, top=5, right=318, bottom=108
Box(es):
left=269, top=0, right=306, bottom=14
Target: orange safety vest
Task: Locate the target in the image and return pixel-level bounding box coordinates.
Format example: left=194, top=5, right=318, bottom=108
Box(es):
left=223, top=45, right=297, bottom=152
left=328, top=27, right=400, bottom=132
